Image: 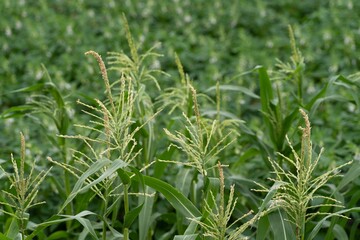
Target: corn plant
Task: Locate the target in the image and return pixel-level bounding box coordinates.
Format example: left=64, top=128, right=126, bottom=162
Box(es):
left=190, top=162, right=260, bottom=239
left=161, top=63, right=242, bottom=235
left=256, top=26, right=304, bottom=157
left=163, top=84, right=235, bottom=177
left=0, top=66, right=74, bottom=229
left=0, top=133, right=51, bottom=239
left=156, top=52, right=194, bottom=116
left=256, top=109, right=352, bottom=239
left=45, top=15, right=166, bottom=239
left=47, top=51, right=141, bottom=239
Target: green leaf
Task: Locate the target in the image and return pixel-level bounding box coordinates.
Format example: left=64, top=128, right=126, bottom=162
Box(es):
left=257, top=65, right=278, bottom=148
left=26, top=211, right=99, bottom=240
left=9, top=83, right=47, bottom=94
left=176, top=168, right=193, bottom=197
left=202, top=110, right=244, bottom=121
left=173, top=168, right=194, bottom=234
left=157, top=225, right=177, bottom=240
left=337, top=74, right=360, bottom=88
left=175, top=218, right=199, bottom=238
left=137, top=174, right=202, bottom=219
left=337, top=75, right=360, bottom=108
left=258, top=181, right=283, bottom=213
left=130, top=167, right=154, bottom=240
left=350, top=219, right=360, bottom=239
left=11, top=82, right=64, bottom=108
left=139, top=187, right=155, bottom=240
left=47, top=231, right=69, bottom=240
left=232, top=148, right=260, bottom=169
left=107, top=225, right=123, bottom=239
left=5, top=218, right=19, bottom=240
left=124, top=203, right=144, bottom=228
left=117, top=168, right=131, bottom=185
left=307, top=207, right=360, bottom=240
left=257, top=65, right=273, bottom=114
left=0, top=105, right=34, bottom=119
left=173, top=234, right=198, bottom=240
left=0, top=232, right=12, bottom=240
left=184, top=218, right=199, bottom=234
left=281, top=109, right=299, bottom=140
left=203, top=177, right=219, bottom=218
left=305, top=75, right=335, bottom=110
left=60, top=158, right=127, bottom=213
left=309, top=95, right=347, bottom=117
left=205, top=84, right=260, bottom=99
left=268, top=209, right=295, bottom=240
left=154, top=150, right=174, bottom=179
left=269, top=210, right=286, bottom=240
left=130, top=166, right=145, bottom=193
left=256, top=215, right=270, bottom=240
left=337, top=161, right=360, bottom=191
left=10, top=65, right=65, bottom=108
left=331, top=224, right=348, bottom=240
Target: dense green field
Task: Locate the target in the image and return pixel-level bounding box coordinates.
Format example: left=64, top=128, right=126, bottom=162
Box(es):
left=1, top=0, right=360, bottom=239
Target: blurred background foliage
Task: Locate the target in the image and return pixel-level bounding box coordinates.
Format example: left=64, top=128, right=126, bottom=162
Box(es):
left=2, top=0, right=359, bottom=95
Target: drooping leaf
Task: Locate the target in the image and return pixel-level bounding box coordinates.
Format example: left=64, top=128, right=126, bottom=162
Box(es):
left=26, top=211, right=99, bottom=240
left=60, top=158, right=127, bottom=213
left=307, top=207, right=360, bottom=240
left=337, top=161, right=360, bottom=191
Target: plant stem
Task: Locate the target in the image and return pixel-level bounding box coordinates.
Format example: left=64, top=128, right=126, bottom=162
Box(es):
left=216, top=80, right=220, bottom=122
left=123, top=184, right=129, bottom=240
left=20, top=212, right=25, bottom=240
left=62, top=142, right=73, bottom=230
left=102, top=184, right=110, bottom=240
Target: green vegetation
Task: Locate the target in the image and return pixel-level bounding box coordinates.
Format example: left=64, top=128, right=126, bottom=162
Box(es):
left=1, top=0, right=360, bottom=239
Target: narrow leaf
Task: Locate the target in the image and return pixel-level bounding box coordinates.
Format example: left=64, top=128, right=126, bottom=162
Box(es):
left=337, top=161, right=360, bottom=191
left=184, top=219, right=199, bottom=234
left=256, top=215, right=270, bottom=240
left=258, top=181, right=283, bottom=213
left=26, top=211, right=98, bottom=240
left=124, top=203, right=144, bottom=228
left=117, top=168, right=131, bottom=185
left=0, top=232, right=12, bottom=240
left=257, top=65, right=273, bottom=113
left=205, top=85, right=260, bottom=99
left=173, top=234, right=198, bottom=240
left=5, top=218, right=19, bottom=240
left=268, top=209, right=295, bottom=240
left=139, top=187, right=155, bottom=240
left=332, top=224, right=348, bottom=240
left=308, top=207, right=360, bottom=240
left=203, top=177, right=220, bottom=217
